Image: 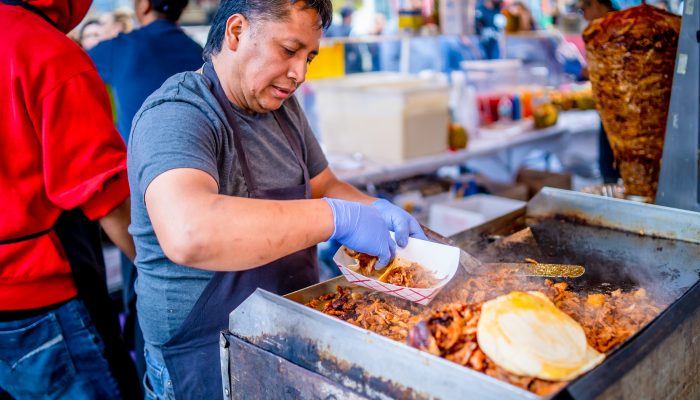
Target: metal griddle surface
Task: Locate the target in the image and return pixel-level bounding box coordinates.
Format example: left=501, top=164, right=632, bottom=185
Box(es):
left=231, top=189, right=700, bottom=399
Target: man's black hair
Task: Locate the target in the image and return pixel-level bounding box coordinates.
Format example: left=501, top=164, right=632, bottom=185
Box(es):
left=202, top=0, right=333, bottom=61
left=340, top=5, right=353, bottom=19
left=151, top=0, right=189, bottom=22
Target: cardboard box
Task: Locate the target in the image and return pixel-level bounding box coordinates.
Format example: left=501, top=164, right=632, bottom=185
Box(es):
left=312, top=73, right=450, bottom=163
left=516, top=168, right=572, bottom=198
left=490, top=184, right=530, bottom=201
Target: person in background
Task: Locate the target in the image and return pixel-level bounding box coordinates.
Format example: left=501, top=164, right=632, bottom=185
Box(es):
left=367, top=12, right=386, bottom=71
left=100, top=8, right=135, bottom=40
left=505, top=1, right=536, bottom=31
left=0, top=0, right=140, bottom=398
left=79, top=18, right=102, bottom=49
left=89, top=0, right=202, bottom=143
left=326, top=3, right=353, bottom=36
left=326, top=4, right=363, bottom=73
left=88, top=0, right=203, bottom=386
left=128, top=0, right=426, bottom=397
left=578, top=0, right=621, bottom=184
left=370, top=12, right=386, bottom=35
left=475, top=0, right=501, bottom=59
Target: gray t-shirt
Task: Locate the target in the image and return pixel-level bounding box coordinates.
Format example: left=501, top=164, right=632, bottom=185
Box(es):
left=127, top=71, right=328, bottom=363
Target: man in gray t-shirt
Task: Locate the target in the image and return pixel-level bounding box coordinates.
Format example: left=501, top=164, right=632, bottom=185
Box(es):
left=128, top=72, right=328, bottom=365
left=127, top=1, right=427, bottom=397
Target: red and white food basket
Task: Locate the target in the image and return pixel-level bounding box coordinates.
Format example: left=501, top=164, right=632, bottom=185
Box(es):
left=333, top=237, right=460, bottom=305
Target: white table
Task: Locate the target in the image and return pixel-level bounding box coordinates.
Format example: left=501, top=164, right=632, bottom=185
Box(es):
left=330, top=110, right=601, bottom=186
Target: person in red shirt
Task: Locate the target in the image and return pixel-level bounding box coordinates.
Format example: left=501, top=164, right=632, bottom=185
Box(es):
left=0, top=0, right=140, bottom=397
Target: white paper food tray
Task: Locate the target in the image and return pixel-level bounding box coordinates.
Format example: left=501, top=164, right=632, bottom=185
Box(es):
left=333, top=237, right=460, bottom=305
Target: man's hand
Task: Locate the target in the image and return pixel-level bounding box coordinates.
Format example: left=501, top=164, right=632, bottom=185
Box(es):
left=324, top=198, right=396, bottom=268
left=371, top=199, right=427, bottom=247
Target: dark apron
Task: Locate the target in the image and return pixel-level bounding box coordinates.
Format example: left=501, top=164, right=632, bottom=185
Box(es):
left=0, top=1, right=141, bottom=398
left=54, top=210, right=142, bottom=399
left=161, top=62, right=319, bottom=399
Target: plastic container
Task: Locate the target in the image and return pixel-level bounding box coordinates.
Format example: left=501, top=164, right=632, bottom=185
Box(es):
left=312, top=73, right=450, bottom=163
left=428, top=194, right=526, bottom=237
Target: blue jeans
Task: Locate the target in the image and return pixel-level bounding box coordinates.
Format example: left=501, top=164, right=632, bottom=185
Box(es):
left=0, top=299, right=120, bottom=399
left=143, top=348, right=174, bottom=400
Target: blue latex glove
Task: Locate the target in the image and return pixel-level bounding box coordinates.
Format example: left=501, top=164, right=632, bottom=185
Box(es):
left=371, top=199, right=428, bottom=247
left=324, top=198, right=396, bottom=268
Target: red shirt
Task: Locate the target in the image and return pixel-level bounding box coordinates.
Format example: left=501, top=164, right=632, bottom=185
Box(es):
left=1, top=1, right=129, bottom=310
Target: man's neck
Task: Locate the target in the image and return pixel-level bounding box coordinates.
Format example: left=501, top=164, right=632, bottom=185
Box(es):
left=139, top=14, right=160, bottom=27
left=212, top=56, right=254, bottom=114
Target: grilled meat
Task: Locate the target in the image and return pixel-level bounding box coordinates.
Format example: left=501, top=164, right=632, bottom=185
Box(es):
left=307, top=267, right=663, bottom=395
left=343, top=247, right=377, bottom=275
left=342, top=247, right=441, bottom=288
left=583, top=5, right=680, bottom=198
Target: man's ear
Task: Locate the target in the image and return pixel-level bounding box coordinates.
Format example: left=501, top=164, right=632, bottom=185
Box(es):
left=137, top=0, right=151, bottom=17
left=224, top=14, right=247, bottom=51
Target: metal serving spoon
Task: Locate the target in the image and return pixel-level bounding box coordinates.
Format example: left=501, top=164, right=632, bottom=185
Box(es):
left=420, top=225, right=585, bottom=279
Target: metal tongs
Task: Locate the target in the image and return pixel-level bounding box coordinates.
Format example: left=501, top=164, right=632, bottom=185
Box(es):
left=421, top=225, right=585, bottom=278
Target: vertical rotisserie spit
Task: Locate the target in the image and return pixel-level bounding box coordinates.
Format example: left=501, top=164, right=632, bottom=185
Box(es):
left=583, top=5, right=680, bottom=198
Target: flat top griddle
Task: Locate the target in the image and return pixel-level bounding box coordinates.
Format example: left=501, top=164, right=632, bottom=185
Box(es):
left=230, top=189, right=700, bottom=399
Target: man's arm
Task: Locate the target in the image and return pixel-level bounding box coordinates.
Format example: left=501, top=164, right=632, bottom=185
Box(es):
left=310, top=167, right=428, bottom=246
left=99, top=198, right=136, bottom=261
left=310, top=167, right=374, bottom=204
left=145, top=168, right=335, bottom=271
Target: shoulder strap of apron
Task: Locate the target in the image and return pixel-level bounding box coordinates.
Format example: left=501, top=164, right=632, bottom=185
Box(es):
left=272, top=109, right=311, bottom=194
left=0, top=0, right=60, bottom=30
left=203, top=62, right=310, bottom=194
left=203, top=62, right=257, bottom=196
left=0, top=225, right=55, bottom=245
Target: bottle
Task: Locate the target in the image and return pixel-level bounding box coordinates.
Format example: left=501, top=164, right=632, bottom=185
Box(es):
left=453, top=78, right=480, bottom=139
left=512, top=94, right=522, bottom=120
left=521, top=89, right=533, bottom=118
left=497, top=96, right=513, bottom=122
left=463, top=85, right=480, bottom=138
